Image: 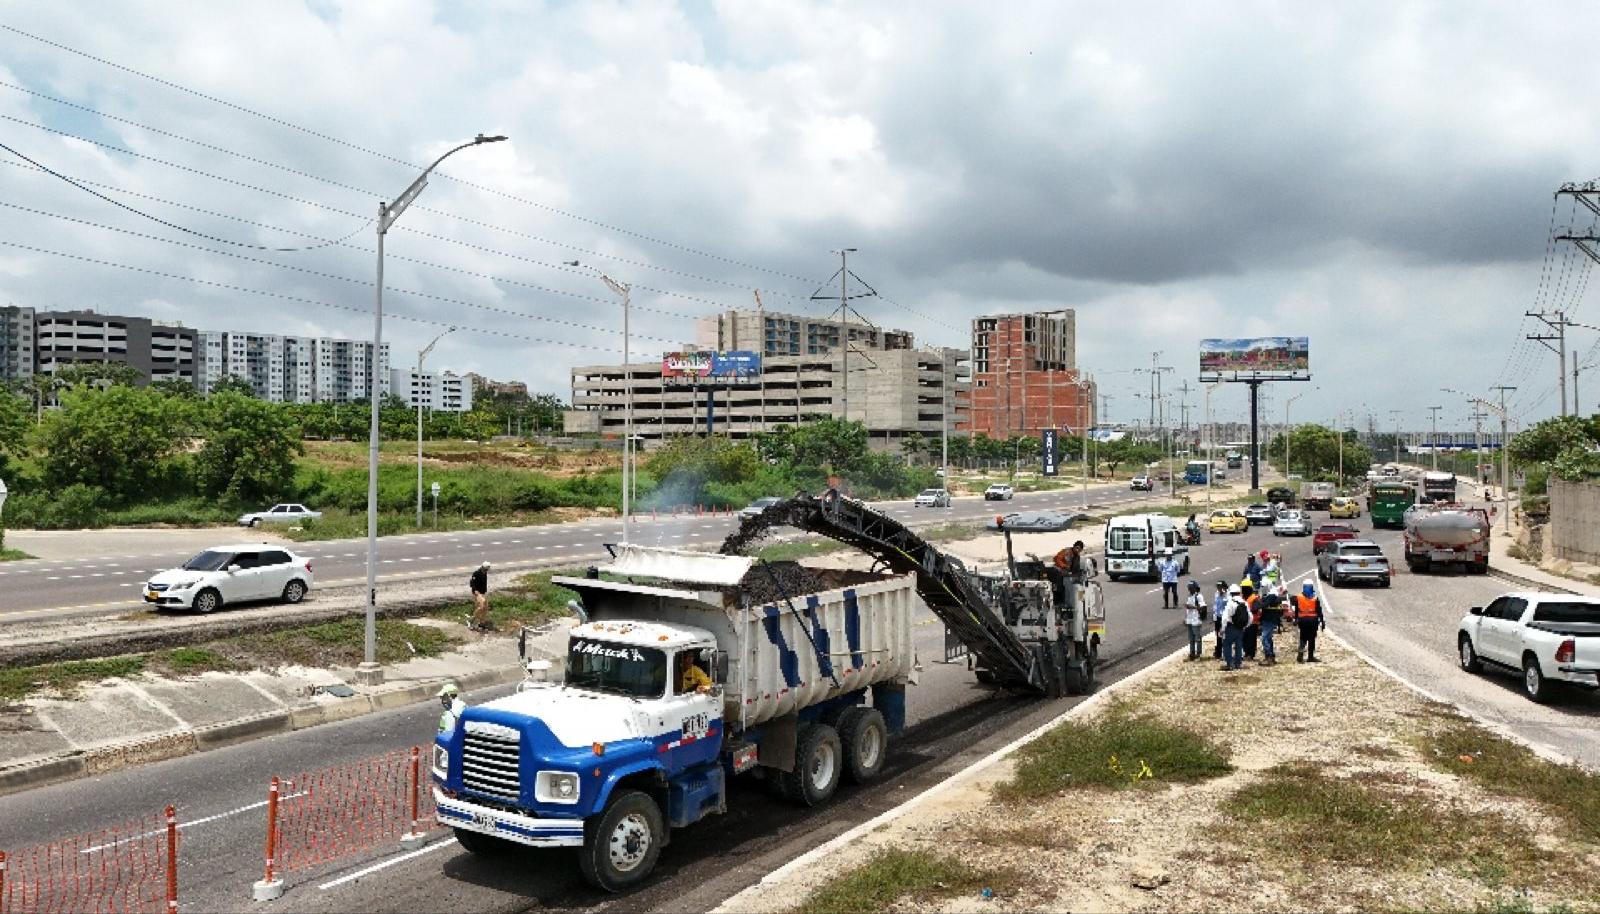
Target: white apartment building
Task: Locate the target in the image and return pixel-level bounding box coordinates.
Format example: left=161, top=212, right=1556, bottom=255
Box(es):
left=390, top=368, right=473, bottom=412
left=198, top=332, right=389, bottom=403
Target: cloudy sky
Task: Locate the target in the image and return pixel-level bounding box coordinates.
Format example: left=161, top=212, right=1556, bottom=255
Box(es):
left=0, top=1, right=1595, bottom=432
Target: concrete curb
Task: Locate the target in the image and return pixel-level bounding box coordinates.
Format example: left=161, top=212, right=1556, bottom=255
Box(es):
left=0, top=663, right=530, bottom=798
left=711, top=640, right=1194, bottom=913
left=1313, top=580, right=1589, bottom=770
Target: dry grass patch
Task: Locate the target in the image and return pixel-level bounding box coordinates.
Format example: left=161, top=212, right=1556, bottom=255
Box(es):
left=791, top=847, right=1019, bottom=914
left=993, top=706, right=1232, bottom=801
left=1423, top=719, right=1600, bottom=841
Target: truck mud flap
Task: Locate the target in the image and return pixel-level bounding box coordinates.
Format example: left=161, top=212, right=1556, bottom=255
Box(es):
left=757, top=713, right=798, bottom=772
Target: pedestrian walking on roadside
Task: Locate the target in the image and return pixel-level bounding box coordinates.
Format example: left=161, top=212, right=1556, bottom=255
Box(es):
left=1211, top=581, right=1229, bottom=659
left=1183, top=580, right=1207, bottom=660
left=469, top=560, right=491, bottom=631
left=1242, top=553, right=1262, bottom=590
left=1293, top=583, right=1326, bottom=662
left=1240, top=581, right=1261, bottom=660
left=1219, top=585, right=1249, bottom=671
left=1259, top=590, right=1285, bottom=665
left=1157, top=548, right=1182, bottom=608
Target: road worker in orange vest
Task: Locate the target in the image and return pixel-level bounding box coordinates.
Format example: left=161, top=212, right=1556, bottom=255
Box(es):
left=1293, top=583, right=1326, bottom=663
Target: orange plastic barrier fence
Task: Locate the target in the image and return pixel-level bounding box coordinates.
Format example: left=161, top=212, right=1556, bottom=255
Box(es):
left=265, top=747, right=436, bottom=879
left=0, top=806, right=178, bottom=914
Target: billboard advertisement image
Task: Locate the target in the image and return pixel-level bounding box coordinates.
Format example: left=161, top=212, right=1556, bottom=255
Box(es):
left=1199, top=337, right=1309, bottom=379
left=661, top=350, right=762, bottom=380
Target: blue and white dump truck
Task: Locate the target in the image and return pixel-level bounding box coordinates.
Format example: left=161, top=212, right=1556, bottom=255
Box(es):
left=433, top=491, right=1104, bottom=892
left=433, top=544, right=918, bottom=891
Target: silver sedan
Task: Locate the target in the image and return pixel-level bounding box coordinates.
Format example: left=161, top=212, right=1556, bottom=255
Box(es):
left=1273, top=510, right=1312, bottom=536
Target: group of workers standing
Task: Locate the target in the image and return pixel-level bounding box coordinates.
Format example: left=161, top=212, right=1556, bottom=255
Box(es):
left=1175, top=548, right=1326, bottom=671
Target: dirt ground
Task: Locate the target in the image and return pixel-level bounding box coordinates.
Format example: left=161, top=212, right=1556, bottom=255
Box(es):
left=302, top=441, right=621, bottom=477
left=720, top=635, right=1600, bottom=914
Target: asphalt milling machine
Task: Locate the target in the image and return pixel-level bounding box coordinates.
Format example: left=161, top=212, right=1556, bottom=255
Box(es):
left=721, top=490, right=1105, bottom=696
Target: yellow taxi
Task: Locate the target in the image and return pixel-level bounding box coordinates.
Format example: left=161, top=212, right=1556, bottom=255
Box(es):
left=1329, top=496, right=1361, bottom=519
left=1208, top=509, right=1246, bottom=534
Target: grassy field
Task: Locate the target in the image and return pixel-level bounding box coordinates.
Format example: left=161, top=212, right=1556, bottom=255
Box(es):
left=792, top=848, right=1017, bottom=914
left=993, top=705, right=1233, bottom=800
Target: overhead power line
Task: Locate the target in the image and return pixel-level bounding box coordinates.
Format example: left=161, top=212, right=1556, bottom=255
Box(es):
left=0, top=21, right=822, bottom=285
left=0, top=237, right=631, bottom=352
left=0, top=198, right=683, bottom=343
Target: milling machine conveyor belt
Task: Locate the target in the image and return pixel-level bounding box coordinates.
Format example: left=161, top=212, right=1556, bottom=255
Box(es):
left=720, top=490, right=1039, bottom=690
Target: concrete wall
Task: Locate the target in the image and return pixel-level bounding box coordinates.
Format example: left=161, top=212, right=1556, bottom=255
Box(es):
left=1548, top=478, right=1600, bottom=564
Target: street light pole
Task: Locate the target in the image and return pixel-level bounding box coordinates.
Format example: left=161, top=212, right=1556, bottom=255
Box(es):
left=358, top=133, right=505, bottom=687
left=1285, top=390, right=1309, bottom=482
left=1427, top=405, right=1443, bottom=472
left=602, top=275, right=634, bottom=545
left=416, top=327, right=456, bottom=527
left=1204, top=382, right=1219, bottom=508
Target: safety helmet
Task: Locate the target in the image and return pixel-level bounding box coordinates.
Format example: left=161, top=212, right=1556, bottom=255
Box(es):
left=1303, top=582, right=1315, bottom=597
left=1187, top=580, right=1201, bottom=592
left=1215, top=580, right=1229, bottom=590
left=437, top=683, right=460, bottom=698
left=1239, top=579, right=1254, bottom=591
left=1258, top=549, right=1270, bottom=560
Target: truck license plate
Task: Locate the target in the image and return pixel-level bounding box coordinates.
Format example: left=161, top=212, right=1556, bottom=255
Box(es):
left=472, top=811, right=494, bottom=828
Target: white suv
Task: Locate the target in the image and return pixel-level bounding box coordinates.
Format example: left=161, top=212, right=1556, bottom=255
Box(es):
left=984, top=484, right=1014, bottom=501
left=144, top=545, right=315, bottom=614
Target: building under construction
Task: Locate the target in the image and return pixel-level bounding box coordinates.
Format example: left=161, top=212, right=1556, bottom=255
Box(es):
left=963, top=310, right=1095, bottom=438
left=564, top=307, right=969, bottom=449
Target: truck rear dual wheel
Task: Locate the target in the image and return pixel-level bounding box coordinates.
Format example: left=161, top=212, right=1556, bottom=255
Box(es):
left=780, top=723, right=843, bottom=806
left=837, top=707, right=888, bottom=784
left=579, top=789, right=664, bottom=893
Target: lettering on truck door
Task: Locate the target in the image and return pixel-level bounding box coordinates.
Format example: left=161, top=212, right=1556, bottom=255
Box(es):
left=661, top=650, right=722, bottom=773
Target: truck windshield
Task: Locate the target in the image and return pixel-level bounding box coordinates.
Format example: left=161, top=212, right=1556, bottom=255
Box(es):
left=565, top=639, right=667, bottom=699
left=1108, top=527, right=1147, bottom=551
left=1531, top=602, right=1600, bottom=625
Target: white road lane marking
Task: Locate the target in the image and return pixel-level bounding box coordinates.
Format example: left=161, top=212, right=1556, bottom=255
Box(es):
left=318, top=838, right=458, bottom=890
left=79, top=792, right=309, bottom=853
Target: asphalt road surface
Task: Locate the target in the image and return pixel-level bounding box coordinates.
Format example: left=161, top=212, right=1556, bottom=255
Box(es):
left=0, top=509, right=1279, bottom=914
left=0, top=480, right=1179, bottom=624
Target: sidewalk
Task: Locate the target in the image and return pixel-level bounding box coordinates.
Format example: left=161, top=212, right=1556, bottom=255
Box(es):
left=0, top=617, right=576, bottom=797
left=1458, top=477, right=1600, bottom=596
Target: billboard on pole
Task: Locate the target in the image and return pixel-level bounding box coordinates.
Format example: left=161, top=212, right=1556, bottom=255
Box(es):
left=662, top=350, right=762, bottom=380
left=1041, top=429, right=1058, bottom=476
left=1199, top=337, right=1309, bottom=380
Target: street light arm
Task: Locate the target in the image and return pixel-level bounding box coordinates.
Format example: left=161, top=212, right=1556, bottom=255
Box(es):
left=419, top=327, right=458, bottom=363
left=380, top=134, right=508, bottom=232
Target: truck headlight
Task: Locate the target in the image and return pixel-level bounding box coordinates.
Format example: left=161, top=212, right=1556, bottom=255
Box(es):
left=535, top=770, right=580, bottom=803
left=432, top=745, right=449, bottom=777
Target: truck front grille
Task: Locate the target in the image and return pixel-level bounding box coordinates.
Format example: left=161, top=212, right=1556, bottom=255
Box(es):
left=461, top=730, right=521, bottom=800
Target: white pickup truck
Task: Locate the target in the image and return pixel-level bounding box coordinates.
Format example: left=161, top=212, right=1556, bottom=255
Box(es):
left=1458, top=593, right=1600, bottom=702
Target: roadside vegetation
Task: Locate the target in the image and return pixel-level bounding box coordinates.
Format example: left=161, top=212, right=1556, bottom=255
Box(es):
left=423, top=570, right=580, bottom=631
left=0, top=619, right=461, bottom=701
left=791, top=848, right=1018, bottom=914
left=993, top=706, right=1232, bottom=800
left=1423, top=716, right=1600, bottom=840
left=0, top=547, right=34, bottom=562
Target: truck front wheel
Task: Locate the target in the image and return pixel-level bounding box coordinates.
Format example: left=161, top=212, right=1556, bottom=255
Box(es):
left=839, top=708, right=888, bottom=784
left=780, top=723, right=842, bottom=806
left=579, top=789, right=664, bottom=893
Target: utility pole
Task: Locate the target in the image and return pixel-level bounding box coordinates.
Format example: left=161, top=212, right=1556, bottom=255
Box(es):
left=1175, top=379, right=1192, bottom=448
left=1147, top=352, right=1159, bottom=427
left=1470, top=409, right=1488, bottom=483
left=1491, top=385, right=1515, bottom=532
left=1525, top=310, right=1569, bottom=416
left=753, top=290, right=766, bottom=433
left=839, top=249, right=852, bottom=422
left=1427, top=405, right=1442, bottom=472
left=1389, top=409, right=1403, bottom=465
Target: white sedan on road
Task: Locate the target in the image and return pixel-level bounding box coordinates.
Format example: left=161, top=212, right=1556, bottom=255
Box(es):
left=1273, top=511, right=1312, bottom=536
left=144, top=545, right=315, bottom=613
left=238, top=503, right=322, bottom=527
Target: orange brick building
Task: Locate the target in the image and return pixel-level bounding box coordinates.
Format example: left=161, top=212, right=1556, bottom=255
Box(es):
left=961, top=311, right=1095, bottom=439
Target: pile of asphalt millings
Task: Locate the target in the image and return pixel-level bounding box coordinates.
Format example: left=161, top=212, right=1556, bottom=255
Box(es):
left=737, top=561, right=829, bottom=604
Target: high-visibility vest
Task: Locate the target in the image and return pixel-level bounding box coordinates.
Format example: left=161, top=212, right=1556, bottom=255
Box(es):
left=1293, top=594, right=1320, bottom=620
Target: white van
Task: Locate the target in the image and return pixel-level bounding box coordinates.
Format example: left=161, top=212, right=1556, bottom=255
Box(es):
left=1104, top=513, right=1188, bottom=581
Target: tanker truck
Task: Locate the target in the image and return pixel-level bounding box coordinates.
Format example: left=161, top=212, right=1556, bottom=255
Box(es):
left=433, top=491, right=1105, bottom=891
left=1404, top=504, right=1491, bottom=573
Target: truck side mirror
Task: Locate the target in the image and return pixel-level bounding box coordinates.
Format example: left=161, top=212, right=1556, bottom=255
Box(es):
left=713, top=651, right=729, bottom=684
left=1469, top=606, right=1483, bottom=616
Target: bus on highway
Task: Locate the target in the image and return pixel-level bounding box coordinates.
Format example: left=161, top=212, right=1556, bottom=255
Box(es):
left=1185, top=460, right=1211, bottom=484
left=1370, top=482, right=1416, bottom=528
